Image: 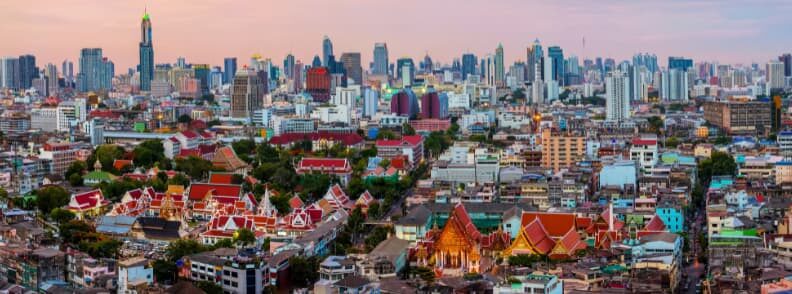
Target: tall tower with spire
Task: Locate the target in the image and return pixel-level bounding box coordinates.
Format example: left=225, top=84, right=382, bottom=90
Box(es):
left=139, top=9, right=154, bottom=91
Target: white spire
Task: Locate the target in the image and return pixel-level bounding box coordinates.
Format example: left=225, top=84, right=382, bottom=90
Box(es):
left=608, top=202, right=614, bottom=231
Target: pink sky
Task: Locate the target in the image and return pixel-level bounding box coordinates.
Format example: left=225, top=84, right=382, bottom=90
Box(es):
left=1, top=0, right=790, bottom=71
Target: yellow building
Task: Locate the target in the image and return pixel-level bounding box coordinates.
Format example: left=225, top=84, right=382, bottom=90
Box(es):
left=540, top=128, right=586, bottom=172
left=695, top=126, right=709, bottom=138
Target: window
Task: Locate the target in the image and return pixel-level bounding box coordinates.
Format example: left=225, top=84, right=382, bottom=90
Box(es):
left=231, top=272, right=238, bottom=278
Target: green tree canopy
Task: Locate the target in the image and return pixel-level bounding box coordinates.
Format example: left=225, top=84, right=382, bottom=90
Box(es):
left=233, top=228, right=256, bottom=247
left=36, top=186, right=70, bottom=217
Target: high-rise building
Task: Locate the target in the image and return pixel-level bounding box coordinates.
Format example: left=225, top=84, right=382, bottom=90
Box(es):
left=767, top=60, right=786, bottom=91
left=62, top=60, right=74, bottom=86
left=422, top=54, right=434, bottom=73
left=223, top=57, right=237, bottom=84
left=547, top=46, right=564, bottom=85
left=193, top=64, right=210, bottom=96
left=494, top=44, right=505, bottom=87
left=339, top=52, right=362, bottom=85
left=541, top=128, right=585, bottom=172
left=668, top=57, right=693, bottom=71
left=138, top=11, right=154, bottom=91
left=18, top=54, right=37, bottom=89
left=703, top=100, right=772, bottom=135
left=77, top=48, right=114, bottom=92
left=230, top=68, right=265, bottom=119
left=397, top=58, right=415, bottom=85
left=306, top=67, right=331, bottom=102
left=363, top=88, right=379, bottom=118
left=527, top=39, right=543, bottom=82
left=420, top=88, right=449, bottom=119
left=605, top=70, right=630, bottom=121
left=390, top=89, right=419, bottom=119
left=0, top=57, right=19, bottom=89
left=293, top=61, right=304, bottom=92
left=283, top=54, right=295, bottom=79
left=372, top=43, right=389, bottom=76
left=461, top=54, right=477, bottom=80
left=322, top=36, right=333, bottom=67
left=45, top=63, right=58, bottom=94
left=661, top=69, right=689, bottom=101
left=779, top=53, right=792, bottom=77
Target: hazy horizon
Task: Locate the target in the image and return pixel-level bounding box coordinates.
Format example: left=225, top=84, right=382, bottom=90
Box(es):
left=2, top=0, right=791, bottom=71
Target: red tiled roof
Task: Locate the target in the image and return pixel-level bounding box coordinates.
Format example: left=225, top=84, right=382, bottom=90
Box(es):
left=68, top=189, right=109, bottom=211
left=289, top=196, right=305, bottom=209
left=188, top=183, right=242, bottom=201
left=269, top=132, right=364, bottom=146
left=180, top=130, right=199, bottom=139
left=520, top=212, right=577, bottom=238
left=113, top=159, right=133, bottom=171
left=523, top=219, right=555, bottom=255
left=297, top=158, right=350, bottom=173
left=551, top=228, right=586, bottom=259
left=642, top=215, right=667, bottom=232
left=632, top=138, right=657, bottom=146
left=208, top=172, right=234, bottom=184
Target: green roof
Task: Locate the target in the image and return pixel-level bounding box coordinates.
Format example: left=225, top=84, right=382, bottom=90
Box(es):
left=84, top=170, right=116, bottom=182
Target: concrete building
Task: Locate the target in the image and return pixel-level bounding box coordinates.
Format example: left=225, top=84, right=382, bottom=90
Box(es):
left=703, top=99, right=772, bottom=135
left=493, top=274, right=563, bottom=294
left=117, top=257, right=153, bottom=294
left=606, top=70, right=630, bottom=121
left=540, top=128, right=585, bottom=172
left=31, top=107, right=58, bottom=132
left=230, top=68, right=265, bottom=119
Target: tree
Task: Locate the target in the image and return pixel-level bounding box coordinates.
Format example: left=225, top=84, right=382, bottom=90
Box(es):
left=175, top=156, right=215, bottom=180
left=411, top=266, right=436, bottom=284
left=59, top=220, right=95, bottom=244
left=232, top=139, right=256, bottom=163
left=665, top=136, right=680, bottom=148
left=269, top=194, right=291, bottom=215
left=402, top=123, right=416, bottom=136
left=714, top=136, right=731, bottom=145
left=178, top=114, right=192, bottom=124
left=288, top=256, right=320, bottom=287
left=65, top=161, right=88, bottom=181
left=36, top=186, right=70, bottom=217
left=364, top=226, right=393, bottom=252
left=376, top=129, right=397, bottom=140
left=256, top=143, right=280, bottom=164
left=233, top=228, right=256, bottom=247
left=299, top=174, right=332, bottom=201
left=80, top=238, right=122, bottom=259
left=647, top=116, right=664, bottom=135
left=698, top=150, right=737, bottom=185
left=196, top=281, right=223, bottom=294
left=367, top=202, right=381, bottom=219
left=133, top=140, right=165, bottom=168
left=167, top=173, right=191, bottom=186
left=90, top=144, right=125, bottom=173
left=262, top=237, right=271, bottom=252
left=165, top=239, right=208, bottom=262
left=69, top=173, right=84, bottom=186
left=271, top=167, right=297, bottom=191
left=50, top=208, right=75, bottom=224
left=152, top=259, right=177, bottom=284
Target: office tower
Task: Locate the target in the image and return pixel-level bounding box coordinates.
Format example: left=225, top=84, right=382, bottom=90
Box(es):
left=322, top=36, right=333, bottom=67
left=363, top=88, right=379, bottom=118
left=662, top=69, right=689, bottom=101
left=397, top=58, right=415, bottom=85
left=44, top=63, right=58, bottom=94
left=340, top=52, right=362, bottom=85
left=223, top=57, right=237, bottom=84
left=62, top=60, right=74, bottom=86
left=209, top=67, right=223, bottom=89
left=1, top=57, right=19, bottom=89
left=390, top=88, right=419, bottom=119
left=230, top=68, right=265, bottom=119
left=543, top=56, right=553, bottom=84
left=668, top=56, right=693, bottom=71
left=527, top=39, right=543, bottom=82
left=494, top=44, right=505, bottom=87
left=483, top=55, right=495, bottom=86
left=547, top=46, right=564, bottom=85
left=604, top=58, right=616, bottom=73
left=18, top=54, right=37, bottom=89
left=32, top=77, right=48, bottom=96
left=532, top=79, right=544, bottom=105
left=461, top=54, right=477, bottom=80
left=373, top=43, right=389, bottom=76
left=283, top=54, right=295, bottom=79
left=306, top=67, right=331, bottom=102
left=633, top=53, right=658, bottom=73
left=293, top=61, right=304, bottom=92
left=779, top=53, right=792, bottom=77
left=138, top=11, right=154, bottom=91
left=420, top=88, right=449, bottom=119
left=565, top=55, right=581, bottom=85
left=176, top=57, right=187, bottom=68
left=193, top=64, right=210, bottom=96
left=767, top=61, right=786, bottom=91
left=311, top=55, right=322, bottom=68
left=422, top=54, right=434, bottom=73
left=605, top=70, right=630, bottom=121
left=88, top=119, right=105, bottom=146
left=77, top=48, right=113, bottom=92
left=509, top=62, right=526, bottom=83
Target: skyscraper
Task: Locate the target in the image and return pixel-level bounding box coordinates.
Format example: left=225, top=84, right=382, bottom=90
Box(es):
left=223, top=57, right=237, bottom=84
left=283, top=54, right=295, bottom=79
left=193, top=64, right=210, bottom=96
left=45, top=63, right=58, bottom=94
left=527, top=39, right=543, bottom=82
left=339, top=52, right=362, bottom=85
left=138, top=11, right=154, bottom=91
left=547, top=46, right=564, bottom=85
left=397, top=58, right=415, bottom=85
left=322, top=36, right=333, bottom=67
left=231, top=68, right=265, bottom=119
left=373, top=43, right=389, bottom=76
left=390, top=88, right=419, bottom=119
left=62, top=60, right=74, bottom=86
left=306, top=67, right=331, bottom=102
left=461, top=54, right=477, bottom=80
left=363, top=88, right=379, bottom=118
left=767, top=60, right=786, bottom=91
left=420, top=88, right=449, bottom=119
left=422, top=54, right=434, bottom=73
left=779, top=53, right=792, bottom=77
left=1, top=57, right=19, bottom=89
left=18, top=54, right=37, bottom=89
left=77, top=48, right=113, bottom=92
left=668, top=57, right=693, bottom=71
left=661, top=69, right=689, bottom=101
left=605, top=70, right=630, bottom=121
left=494, top=44, right=505, bottom=87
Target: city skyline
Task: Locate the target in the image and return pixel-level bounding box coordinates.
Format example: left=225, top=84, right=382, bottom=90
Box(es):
left=2, top=0, right=792, bottom=71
